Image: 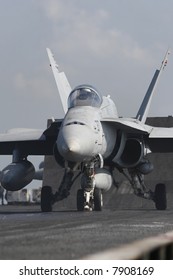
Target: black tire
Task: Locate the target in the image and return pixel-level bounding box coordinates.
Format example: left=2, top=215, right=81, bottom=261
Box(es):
left=94, top=188, right=103, bottom=211
left=154, top=183, right=167, bottom=210
left=77, top=189, right=85, bottom=211
left=41, top=186, right=53, bottom=212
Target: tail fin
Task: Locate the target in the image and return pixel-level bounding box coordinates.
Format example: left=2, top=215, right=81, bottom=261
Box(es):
left=136, top=49, right=170, bottom=123
left=47, top=48, right=72, bottom=114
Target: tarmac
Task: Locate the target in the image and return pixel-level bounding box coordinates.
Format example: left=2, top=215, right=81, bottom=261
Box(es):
left=0, top=187, right=173, bottom=260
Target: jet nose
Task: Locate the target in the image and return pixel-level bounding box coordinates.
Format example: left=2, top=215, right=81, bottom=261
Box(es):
left=61, top=139, right=81, bottom=155
left=57, top=125, right=95, bottom=162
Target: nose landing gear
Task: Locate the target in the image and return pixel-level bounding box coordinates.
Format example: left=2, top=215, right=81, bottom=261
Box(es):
left=77, top=188, right=103, bottom=211
left=77, top=161, right=103, bottom=212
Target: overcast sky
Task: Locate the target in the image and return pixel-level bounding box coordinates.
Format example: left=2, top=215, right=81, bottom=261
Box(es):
left=0, top=0, right=173, bottom=184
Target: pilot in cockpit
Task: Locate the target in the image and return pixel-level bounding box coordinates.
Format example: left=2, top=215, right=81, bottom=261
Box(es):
left=68, top=85, right=102, bottom=108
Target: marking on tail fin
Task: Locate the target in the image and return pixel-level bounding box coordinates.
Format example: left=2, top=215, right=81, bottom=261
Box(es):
left=136, top=49, right=170, bottom=123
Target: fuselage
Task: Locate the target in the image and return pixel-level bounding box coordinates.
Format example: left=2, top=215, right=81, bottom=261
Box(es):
left=57, top=85, right=118, bottom=163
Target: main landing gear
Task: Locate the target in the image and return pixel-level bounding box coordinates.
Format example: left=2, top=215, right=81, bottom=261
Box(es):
left=41, top=165, right=78, bottom=212
left=154, top=183, right=167, bottom=210
left=122, top=168, right=167, bottom=210
left=41, top=186, right=53, bottom=212
left=41, top=157, right=103, bottom=212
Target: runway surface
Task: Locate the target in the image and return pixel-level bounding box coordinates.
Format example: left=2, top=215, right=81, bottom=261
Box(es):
left=1, top=195, right=173, bottom=260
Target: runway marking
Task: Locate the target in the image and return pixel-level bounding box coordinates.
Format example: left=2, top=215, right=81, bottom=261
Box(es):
left=108, top=223, right=166, bottom=228
left=75, top=223, right=101, bottom=230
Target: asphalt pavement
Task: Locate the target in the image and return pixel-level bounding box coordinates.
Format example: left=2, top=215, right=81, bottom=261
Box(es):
left=1, top=191, right=173, bottom=260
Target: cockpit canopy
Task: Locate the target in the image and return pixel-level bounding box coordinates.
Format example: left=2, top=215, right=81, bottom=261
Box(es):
left=68, top=85, right=103, bottom=108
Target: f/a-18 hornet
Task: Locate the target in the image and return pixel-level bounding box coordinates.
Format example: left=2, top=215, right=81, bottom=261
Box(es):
left=0, top=49, right=172, bottom=212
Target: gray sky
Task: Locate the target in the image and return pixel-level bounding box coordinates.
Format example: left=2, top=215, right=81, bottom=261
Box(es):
left=0, top=0, right=173, bottom=186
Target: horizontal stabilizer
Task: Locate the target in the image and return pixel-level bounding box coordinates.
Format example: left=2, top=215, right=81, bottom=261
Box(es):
left=147, top=127, right=173, bottom=153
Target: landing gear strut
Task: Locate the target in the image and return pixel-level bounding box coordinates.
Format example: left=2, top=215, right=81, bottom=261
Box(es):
left=41, top=163, right=80, bottom=212
left=118, top=167, right=167, bottom=210
left=128, top=170, right=155, bottom=200
left=77, top=156, right=103, bottom=211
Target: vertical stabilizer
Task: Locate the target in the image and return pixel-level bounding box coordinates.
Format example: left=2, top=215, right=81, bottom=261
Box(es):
left=47, top=48, right=72, bottom=114
left=136, top=49, right=170, bottom=123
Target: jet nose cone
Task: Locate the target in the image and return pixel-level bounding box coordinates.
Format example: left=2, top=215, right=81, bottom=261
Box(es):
left=68, top=141, right=81, bottom=153
left=57, top=125, right=95, bottom=162
left=58, top=138, right=82, bottom=161
left=61, top=139, right=81, bottom=154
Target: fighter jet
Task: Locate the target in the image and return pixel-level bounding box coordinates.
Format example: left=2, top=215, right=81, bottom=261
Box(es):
left=0, top=49, right=172, bottom=212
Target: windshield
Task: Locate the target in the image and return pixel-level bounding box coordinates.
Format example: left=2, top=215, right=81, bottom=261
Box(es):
left=68, top=85, right=102, bottom=108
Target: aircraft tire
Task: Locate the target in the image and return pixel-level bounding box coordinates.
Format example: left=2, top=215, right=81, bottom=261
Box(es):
left=41, top=186, right=53, bottom=212
left=94, top=188, right=103, bottom=211
left=154, top=183, right=167, bottom=210
left=77, top=189, right=85, bottom=211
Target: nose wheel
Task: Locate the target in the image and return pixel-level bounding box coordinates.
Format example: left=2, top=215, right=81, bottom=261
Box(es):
left=77, top=188, right=103, bottom=211
left=94, top=188, right=103, bottom=211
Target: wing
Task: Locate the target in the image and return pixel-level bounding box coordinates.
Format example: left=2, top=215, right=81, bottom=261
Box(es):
left=47, top=48, right=72, bottom=114
left=102, top=118, right=173, bottom=153
left=136, top=49, right=170, bottom=123
left=101, top=118, right=151, bottom=134
left=0, top=120, right=62, bottom=156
